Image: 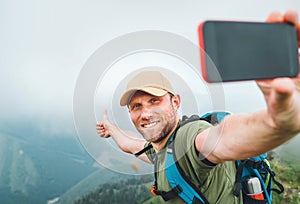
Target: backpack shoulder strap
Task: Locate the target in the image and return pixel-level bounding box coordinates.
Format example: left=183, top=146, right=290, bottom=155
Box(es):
left=157, top=116, right=214, bottom=203
left=200, top=111, right=231, bottom=125
left=142, top=112, right=231, bottom=203
left=134, top=143, right=153, bottom=157
left=164, top=138, right=209, bottom=204
left=155, top=112, right=231, bottom=203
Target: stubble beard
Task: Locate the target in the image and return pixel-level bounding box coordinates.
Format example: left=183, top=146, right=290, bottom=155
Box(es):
left=138, top=107, right=178, bottom=144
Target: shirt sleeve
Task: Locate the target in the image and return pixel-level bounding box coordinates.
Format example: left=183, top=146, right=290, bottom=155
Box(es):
left=174, top=120, right=216, bottom=183
left=187, top=120, right=216, bottom=167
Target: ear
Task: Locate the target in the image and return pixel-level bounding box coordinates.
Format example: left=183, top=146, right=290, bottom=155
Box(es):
left=172, top=94, right=181, bottom=110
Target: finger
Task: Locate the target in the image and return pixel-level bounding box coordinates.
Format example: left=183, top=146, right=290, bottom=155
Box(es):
left=269, top=78, right=295, bottom=114
left=96, top=122, right=106, bottom=135
left=97, top=130, right=104, bottom=137
left=266, top=11, right=284, bottom=23
left=284, top=10, right=300, bottom=47
left=96, top=122, right=104, bottom=129
left=97, top=129, right=109, bottom=138
left=283, top=10, right=298, bottom=25
left=98, top=130, right=110, bottom=138
left=96, top=125, right=103, bottom=133
left=256, top=77, right=295, bottom=102
left=256, top=79, right=272, bottom=96
left=103, top=109, right=110, bottom=124
left=96, top=126, right=102, bottom=131
left=272, top=77, right=295, bottom=94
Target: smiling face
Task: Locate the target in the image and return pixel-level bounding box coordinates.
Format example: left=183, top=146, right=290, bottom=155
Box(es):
left=128, top=91, right=180, bottom=143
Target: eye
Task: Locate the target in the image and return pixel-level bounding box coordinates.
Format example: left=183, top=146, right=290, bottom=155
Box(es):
left=150, top=97, right=159, bottom=104
left=130, top=103, right=141, bottom=111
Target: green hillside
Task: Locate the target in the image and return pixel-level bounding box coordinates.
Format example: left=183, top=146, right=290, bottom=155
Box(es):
left=0, top=132, right=97, bottom=204
left=73, top=151, right=300, bottom=204
left=269, top=151, right=300, bottom=204
left=58, top=168, right=140, bottom=204
left=73, top=176, right=153, bottom=204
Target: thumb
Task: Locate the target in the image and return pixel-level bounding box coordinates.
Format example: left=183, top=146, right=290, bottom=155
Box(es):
left=103, top=109, right=111, bottom=124
left=272, top=78, right=295, bottom=95
left=269, top=78, right=294, bottom=112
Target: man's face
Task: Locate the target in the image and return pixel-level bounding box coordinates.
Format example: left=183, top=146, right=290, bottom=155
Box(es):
left=128, top=91, right=180, bottom=143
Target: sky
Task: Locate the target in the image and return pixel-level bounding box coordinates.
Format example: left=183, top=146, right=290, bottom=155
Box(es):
left=1, top=0, right=300, bottom=173
left=1, top=0, right=299, bottom=123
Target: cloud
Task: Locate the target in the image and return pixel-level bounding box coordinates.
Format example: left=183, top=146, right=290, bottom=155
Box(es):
left=0, top=0, right=299, bottom=142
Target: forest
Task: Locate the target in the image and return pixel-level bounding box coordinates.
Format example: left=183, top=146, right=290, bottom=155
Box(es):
left=74, top=176, right=153, bottom=204
left=74, top=151, right=300, bottom=204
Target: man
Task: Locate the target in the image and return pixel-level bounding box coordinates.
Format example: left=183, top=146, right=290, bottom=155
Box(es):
left=96, top=10, right=300, bottom=203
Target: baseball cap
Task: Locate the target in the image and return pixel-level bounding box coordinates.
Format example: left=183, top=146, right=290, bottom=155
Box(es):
left=120, top=70, right=175, bottom=106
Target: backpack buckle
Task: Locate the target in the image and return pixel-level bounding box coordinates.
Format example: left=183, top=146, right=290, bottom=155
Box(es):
left=150, top=185, right=158, bottom=196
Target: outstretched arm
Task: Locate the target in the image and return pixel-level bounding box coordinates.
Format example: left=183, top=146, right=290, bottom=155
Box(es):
left=96, top=109, right=151, bottom=164
left=196, top=10, right=300, bottom=164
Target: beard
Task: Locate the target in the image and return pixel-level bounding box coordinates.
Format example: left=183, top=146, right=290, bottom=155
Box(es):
left=136, top=106, right=178, bottom=144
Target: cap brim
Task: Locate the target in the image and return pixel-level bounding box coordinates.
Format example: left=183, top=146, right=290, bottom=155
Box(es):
left=120, top=87, right=168, bottom=106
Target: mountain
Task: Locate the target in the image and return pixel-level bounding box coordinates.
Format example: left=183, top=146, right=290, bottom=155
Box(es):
left=275, top=134, right=300, bottom=163
left=64, top=150, right=300, bottom=204
left=0, top=130, right=97, bottom=204
left=72, top=176, right=154, bottom=204
left=1, top=124, right=299, bottom=204
left=58, top=168, right=143, bottom=204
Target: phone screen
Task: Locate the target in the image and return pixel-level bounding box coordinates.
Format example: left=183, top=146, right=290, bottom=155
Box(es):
left=198, top=21, right=299, bottom=82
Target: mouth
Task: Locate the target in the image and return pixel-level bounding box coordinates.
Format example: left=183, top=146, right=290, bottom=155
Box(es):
left=141, top=121, right=159, bottom=128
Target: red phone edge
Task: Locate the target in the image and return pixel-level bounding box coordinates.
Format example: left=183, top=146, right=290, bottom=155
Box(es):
left=198, top=21, right=211, bottom=83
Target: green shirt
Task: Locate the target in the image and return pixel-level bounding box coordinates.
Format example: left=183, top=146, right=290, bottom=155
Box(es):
left=145, top=120, right=243, bottom=204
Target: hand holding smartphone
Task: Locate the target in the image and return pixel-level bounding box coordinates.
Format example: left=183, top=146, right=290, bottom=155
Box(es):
left=198, top=21, right=299, bottom=83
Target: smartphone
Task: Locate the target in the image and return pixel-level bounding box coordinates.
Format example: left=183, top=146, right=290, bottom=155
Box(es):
left=198, top=21, right=299, bottom=82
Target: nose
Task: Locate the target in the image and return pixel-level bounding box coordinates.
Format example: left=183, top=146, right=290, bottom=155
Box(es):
left=140, top=106, right=152, bottom=120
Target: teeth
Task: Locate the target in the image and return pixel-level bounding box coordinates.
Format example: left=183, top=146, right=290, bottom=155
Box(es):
left=143, top=122, right=156, bottom=128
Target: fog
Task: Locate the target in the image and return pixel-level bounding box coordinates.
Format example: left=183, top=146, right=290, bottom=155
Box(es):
left=1, top=0, right=300, bottom=170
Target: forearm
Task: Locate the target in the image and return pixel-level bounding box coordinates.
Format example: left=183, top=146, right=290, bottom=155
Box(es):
left=109, top=126, right=146, bottom=154
left=197, top=110, right=299, bottom=163
left=108, top=127, right=152, bottom=163
left=216, top=111, right=295, bottom=159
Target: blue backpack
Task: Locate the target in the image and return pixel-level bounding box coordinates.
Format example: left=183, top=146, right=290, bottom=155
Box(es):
left=135, top=112, right=284, bottom=204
